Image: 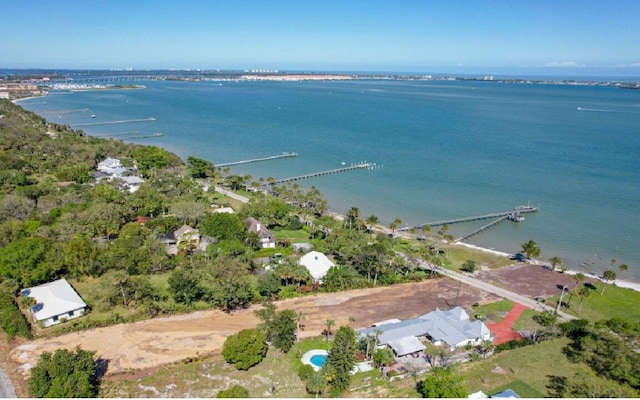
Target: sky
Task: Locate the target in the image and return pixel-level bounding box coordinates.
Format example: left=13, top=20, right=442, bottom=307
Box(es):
left=2, top=0, right=640, bottom=76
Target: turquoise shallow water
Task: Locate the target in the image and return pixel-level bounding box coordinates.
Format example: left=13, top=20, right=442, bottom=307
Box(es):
left=20, top=79, right=640, bottom=281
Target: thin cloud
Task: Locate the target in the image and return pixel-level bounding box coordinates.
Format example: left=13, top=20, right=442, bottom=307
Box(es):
left=544, top=61, right=586, bottom=68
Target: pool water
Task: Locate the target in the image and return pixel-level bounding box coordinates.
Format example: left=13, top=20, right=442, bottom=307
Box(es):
left=310, top=354, right=327, bottom=368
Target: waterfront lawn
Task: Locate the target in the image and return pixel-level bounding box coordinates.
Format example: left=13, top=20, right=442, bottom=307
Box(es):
left=443, top=245, right=512, bottom=271
left=471, top=299, right=514, bottom=323
left=560, top=283, right=640, bottom=321
left=272, top=228, right=312, bottom=243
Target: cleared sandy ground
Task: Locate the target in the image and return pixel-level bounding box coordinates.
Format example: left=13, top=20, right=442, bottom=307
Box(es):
left=8, top=277, right=499, bottom=379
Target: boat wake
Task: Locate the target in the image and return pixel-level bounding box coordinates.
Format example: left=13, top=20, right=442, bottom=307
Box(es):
left=577, top=106, right=616, bottom=112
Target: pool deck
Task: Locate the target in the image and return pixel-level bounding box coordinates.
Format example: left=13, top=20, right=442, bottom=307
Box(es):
left=301, top=349, right=329, bottom=371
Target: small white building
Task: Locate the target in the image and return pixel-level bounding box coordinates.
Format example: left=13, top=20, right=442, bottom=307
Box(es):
left=298, top=251, right=334, bottom=281
left=245, top=217, right=276, bottom=248
left=21, top=279, right=87, bottom=327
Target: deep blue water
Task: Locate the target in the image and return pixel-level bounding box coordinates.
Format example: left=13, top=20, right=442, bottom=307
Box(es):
left=19, top=79, right=640, bottom=281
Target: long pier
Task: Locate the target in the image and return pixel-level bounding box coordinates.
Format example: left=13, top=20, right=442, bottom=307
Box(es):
left=455, top=215, right=510, bottom=242
left=273, top=162, right=375, bottom=184
left=217, top=152, right=298, bottom=168
left=72, top=117, right=156, bottom=127
left=410, top=206, right=538, bottom=229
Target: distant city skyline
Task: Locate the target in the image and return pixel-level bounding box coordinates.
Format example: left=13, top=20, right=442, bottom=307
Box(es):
left=2, top=0, right=639, bottom=76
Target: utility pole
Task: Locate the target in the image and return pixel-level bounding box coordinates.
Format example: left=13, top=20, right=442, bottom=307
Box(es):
left=555, top=286, right=568, bottom=315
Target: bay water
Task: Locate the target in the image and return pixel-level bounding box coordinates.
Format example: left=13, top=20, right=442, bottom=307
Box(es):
left=19, top=78, right=640, bottom=282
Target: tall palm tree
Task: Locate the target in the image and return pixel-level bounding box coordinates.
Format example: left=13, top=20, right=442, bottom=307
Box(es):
left=365, top=214, right=379, bottom=232
left=324, top=319, right=335, bottom=341
left=618, top=263, right=628, bottom=279
left=296, top=311, right=305, bottom=342
left=347, top=206, right=360, bottom=229
left=601, top=269, right=617, bottom=295
left=549, top=256, right=562, bottom=271
left=390, top=218, right=402, bottom=236
left=567, top=272, right=585, bottom=306
left=576, top=285, right=591, bottom=314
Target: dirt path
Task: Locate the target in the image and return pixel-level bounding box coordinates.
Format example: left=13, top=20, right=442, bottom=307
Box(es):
left=9, top=278, right=499, bottom=379
left=487, top=302, right=528, bottom=345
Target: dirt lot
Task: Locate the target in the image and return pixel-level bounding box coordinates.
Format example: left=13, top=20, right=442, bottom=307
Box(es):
left=3, top=263, right=589, bottom=393
left=7, top=278, right=498, bottom=380
left=476, top=263, right=599, bottom=298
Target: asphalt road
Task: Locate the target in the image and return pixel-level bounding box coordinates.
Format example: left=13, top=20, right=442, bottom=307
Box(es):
left=0, top=366, right=16, bottom=398
left=419, top=261, right=576, bottom=321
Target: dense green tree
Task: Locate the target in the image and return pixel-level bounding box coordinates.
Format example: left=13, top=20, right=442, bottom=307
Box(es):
left=0, top=236, right=57, bottom=286
left=256, top=270, right=281, bottom=299
left=203, top=257, right=256, bottom=312
left=327, top=325, right=359, bottom=394
left=272, top=309, right=297, bottom=352
left=221, top=328, right=268, bottom=370
left=131, top=145, right=181, bottom=174
left=97, top=270, right=157, bottom=310
left=187, top=156, right=217, bottom=179
left=202, top=212, right=246, bottom=241
left=305, top=370, right=327, bottom=397
left=216, top=385, right=249, bottom=398
left=416, top=366, right=467, bottom=398
left=240, top=196, right=291, bottom=227
left=168, top=267, right=205, bottom=305
left=460, top=259, right=477, bottom=273
left=64, top=235, right=100, bottom=278
left=373, top=346, right=395, bottom=366
left=28, top=347, right=98, bottom=398
left=0, top=284, right=31, bottom=339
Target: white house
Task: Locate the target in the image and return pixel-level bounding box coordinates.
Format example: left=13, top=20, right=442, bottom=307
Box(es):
left=21, top=279, right=87, bottom=327
left=97, top=157, right=125, bottom=175
left=245, top=217, right=276, bottom=248
left=298, top=251, right=334, bottom=281
left=358, top=306, right=492, bottom=355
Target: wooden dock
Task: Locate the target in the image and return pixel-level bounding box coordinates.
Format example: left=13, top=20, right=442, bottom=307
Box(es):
left=273, top=162, right=374, bottom=184
left=217, top=152, right=298, bottom=168
left=72, top=117, right=156, bottom=127
left=411, top=206, right=538, bottom=229
left=455, top=215, right=510, bottom=242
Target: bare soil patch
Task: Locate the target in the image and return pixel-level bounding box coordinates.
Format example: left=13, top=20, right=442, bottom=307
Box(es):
left=8, top=277, right=500, bottom=380
left=476, top=263, right=598, bottom=298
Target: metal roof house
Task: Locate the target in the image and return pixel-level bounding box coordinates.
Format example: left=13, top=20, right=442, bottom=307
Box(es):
left=358, top=306, right=492, bottom=356
left=21, top=279, right=87, bottom=328
left=298, top=251, right=335, bottom=282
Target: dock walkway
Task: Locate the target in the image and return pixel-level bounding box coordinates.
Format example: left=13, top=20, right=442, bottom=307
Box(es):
left=274, top=162, right=373, bottom=184
left=217, top=152, right=297, bottom=168
left=410, top=206, right=538, bottom=229
left=455, top=215, right=510, bottom=242
left=72, top=117, right=156, bottom=127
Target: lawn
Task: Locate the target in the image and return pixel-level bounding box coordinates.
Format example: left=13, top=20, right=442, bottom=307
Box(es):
left=471, top=299, right=514, bottom=323
left=549, top=282, right=640, bottom=322
left=100, top=337, right=333, bottom=398
left=460, top=337, right=590, bottom=397
left=272, top=228, right=312, bottom=243
left=444, top=245, right=513, bottom=271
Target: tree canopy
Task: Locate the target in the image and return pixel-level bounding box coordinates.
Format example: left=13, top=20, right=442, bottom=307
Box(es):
left=28, top=347, right=99, bottom=398
left=221, top=328, right=268, bottom=370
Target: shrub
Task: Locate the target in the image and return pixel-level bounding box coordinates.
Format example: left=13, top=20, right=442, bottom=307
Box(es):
left=0, top=291, right=31, bottom=339
left=221, top=329, right=268, bottom=370
left=298, top=364, right=315, bottom=381
left=216, top=385, right=249, bottom=398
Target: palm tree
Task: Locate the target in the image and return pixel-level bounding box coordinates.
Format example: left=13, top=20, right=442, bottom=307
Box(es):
left=296, top=311, right=305, bottom=342
left=324, top=319, right=335, bottom=341
left=389, top=218, right=402, bottom=236
left=520, top=240, right=541, bottom=259
left=601, top=269, right=617, bottom=295
left=576, top=285, right=592, bottom=314
left=421, top=224, right=432, bottom=236
left=549, top=256, right=562, bottom=271
left=365, top=214, right=379, bottom=232
left=567, top=272, right=585, bottom=306
left=346, top=206, right=360, bottom=229
left=618, top=263, right=628, bottom=279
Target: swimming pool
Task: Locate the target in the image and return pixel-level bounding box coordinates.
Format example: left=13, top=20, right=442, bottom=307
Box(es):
left=301, top=349, right=329, bottom=371
left=310, top=354, right=328, bottom=368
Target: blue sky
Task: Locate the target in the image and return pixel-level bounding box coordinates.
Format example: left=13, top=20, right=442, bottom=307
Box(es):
left=2, top=0, right=639, bottom=76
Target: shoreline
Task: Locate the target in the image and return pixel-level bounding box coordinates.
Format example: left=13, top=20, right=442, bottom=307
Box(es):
left=14, top=97, right=640, bottom=292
